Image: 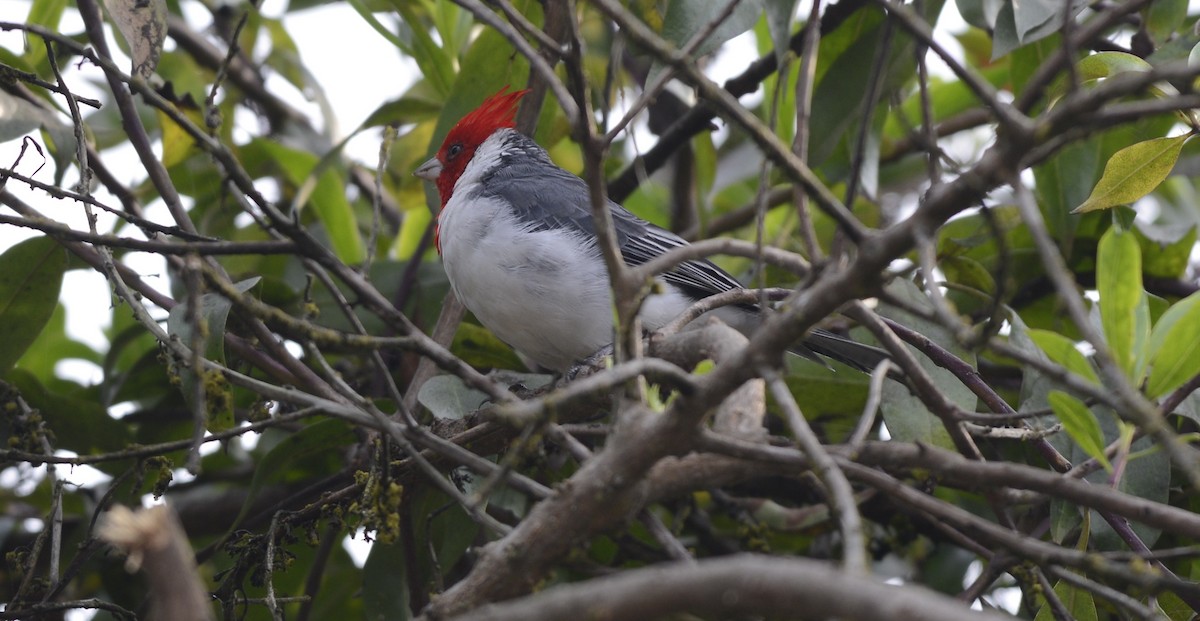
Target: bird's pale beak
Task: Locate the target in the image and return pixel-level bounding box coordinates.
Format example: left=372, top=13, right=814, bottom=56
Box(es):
left=414, top=157, right=443, bottom=181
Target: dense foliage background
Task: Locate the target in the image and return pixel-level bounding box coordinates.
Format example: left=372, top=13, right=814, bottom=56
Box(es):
left=2, top=0, right=1200, bottom=619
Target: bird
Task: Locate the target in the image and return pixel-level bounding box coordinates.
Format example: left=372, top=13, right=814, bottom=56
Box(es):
left=414, top=88, right=887, bottom=374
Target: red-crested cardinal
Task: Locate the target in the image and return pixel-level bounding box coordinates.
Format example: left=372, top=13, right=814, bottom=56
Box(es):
left=415, top=88, right=886, bottom=374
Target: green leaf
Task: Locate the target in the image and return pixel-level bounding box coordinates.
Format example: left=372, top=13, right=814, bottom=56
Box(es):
left=417, top=375, right=489, bottom=419
left=1026, top=329, right=1098, bottom=384
left=1076, top=51, right=1152, bottom=79
left=939, top=255, right=996, bottom=294
left=363, top=540, right=411, bottom=621
left=1136, top=225, right=1195, bottom=279
left=431, top=1, right=472, bottom=59
left=1074, top=135, right=1190, bottom=213
left=992, top=0, right=1085, bottom=59
left=1015, top=313, right=1168, bottom=548
left=1034, top=578, right=1099, bottom=621
left=1158, top=590, right=1195, bottom=621
left=1143, top=0, right=1187, bottom=45
left=0, top=101, right=36, bottom=146
left=363, top=94, right=443, bottom=128
left=417, top=372, right=548, bottom=419
left=955, top=0, right=999, bottom=31
left=1096, top=225, right=1143, bottom=378
left=659, top=0, right=763, bottom=67
left=1009, top=33, right=1059, bottom=99
left=362, top=484, right=481, bottom=621
left=8, top=369, right=131, bottom=454
left=1032, top=139, right=1099, bottom=240
left=764, top=0, right=799, bottom=65
left=0, top=237, right=67, bottom=377
left=1048, top=391, right=1111, bottom=471
left=878, top=279, right=975, bottom=449
left=0, top=90, right=74, bottom=157
left=450, top=321, right=525, bottom=371
left=414, top=485, right=480, bottom=581
left=261, top=17, right=308, bottom=91
left=166, top=277, right=260, bottom=431
left=252, top=140, right=366, bottom=263
left=228, top=419, right=357, bottom=534
left=1049, top=497, right=1081, bottom=544
left=21, top=0, right=67, bottom=71
left=1010, top=0, right=1058, bottom=43
left=784, top=353, right=873, bottom=436
left=108, top=347, right=176, bottom=407
left=102, top=322, right=160, bottom=403
left=348, top=0, right=409, bottom=52
left=1145, top=291, right=1200, bottom=397
left=808, top=7, right=886, bottom=165
left=392, top=2, right=456, bottom=98
left=882, top=64, right=1009, bottom=149
left=14, top=303, right=101, bottom=386
left=392, top=206, right=431, bottom=260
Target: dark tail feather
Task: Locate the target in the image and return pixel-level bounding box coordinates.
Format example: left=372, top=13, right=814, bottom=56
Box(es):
left=794, top=328, right=892, bottom=374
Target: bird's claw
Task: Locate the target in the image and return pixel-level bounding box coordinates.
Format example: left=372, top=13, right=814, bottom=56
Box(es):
left=562, top=344, right=614, bottom=383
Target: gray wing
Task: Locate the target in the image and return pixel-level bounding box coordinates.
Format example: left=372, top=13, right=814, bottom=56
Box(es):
left=476, top=143, right=742, bottom=299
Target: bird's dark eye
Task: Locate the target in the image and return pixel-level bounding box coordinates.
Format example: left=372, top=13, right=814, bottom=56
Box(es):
left=447, top=143, right=463, bottom=159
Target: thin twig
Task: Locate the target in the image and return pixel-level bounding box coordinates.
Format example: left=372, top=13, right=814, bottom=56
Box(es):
left=761, top=366, right=867, bottom=575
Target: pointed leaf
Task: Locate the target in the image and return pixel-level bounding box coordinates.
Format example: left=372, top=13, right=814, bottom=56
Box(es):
left=1143, top=0, right=1187, bottom=45
left=1012, top=0, right=1057, bottom=43
left=1158, top=591, right=1194, bottom=621
left=8, top=369, right=131, bottom=454
left=0, top=90, right=75, bottom=165
left=391, top=2, right=455, bottom=98
left=764, top=0, right=800, bottom=65
left=417, top=375, right=489, bottom=420
left=1074, top=135, right=1189, bottom=213
left=660, top=0, right=763, bottom=62
left=15, top=303, right=101, bottom=384
left=166, top=277, right=260, bottom=431
left=20, top=0, right=66, bottom=73
left=0, top=237, right=67, bottom=377
left=1096, top=225, right=1143, bottom=378
left=1048, top=391, right=1112, bottom=471
left=0, top=91, right=43, bottom=143
left=252, top=140, right=365, bottom=263
left=1034, top=578, right=1099, bottom=621
left=1145, top=291, right=1200, bottom=397
left=992, top=0, right=1085, bottom=59
left=879, top=280, right=975, bottom=449
left=227, top=419, right=357, bottom=534
left=1076, top=51, right=1152, bottom=80
left=104, top=0, right=167, bottom=79
left=1026, top=329, right=1098, bottom=384
left=1137, top=225, right=1195, bottom=279
left=363, top=540, right=411, bottom=621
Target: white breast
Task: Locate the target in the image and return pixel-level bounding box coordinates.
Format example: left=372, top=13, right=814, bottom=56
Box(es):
left=440, top=194, right=620, bottom=371
left=438, top=133, right=698, bottom=372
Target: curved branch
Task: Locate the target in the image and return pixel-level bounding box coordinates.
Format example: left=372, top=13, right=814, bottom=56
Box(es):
left=449, top=554, right=1014, bottom=621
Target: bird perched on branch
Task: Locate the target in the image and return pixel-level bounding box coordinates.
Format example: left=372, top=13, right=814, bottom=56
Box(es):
left=415, top=88, right=886, bottom=374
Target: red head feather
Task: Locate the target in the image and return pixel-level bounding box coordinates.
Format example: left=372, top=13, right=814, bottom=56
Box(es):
left=433, top=88, right=529, bottom=206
